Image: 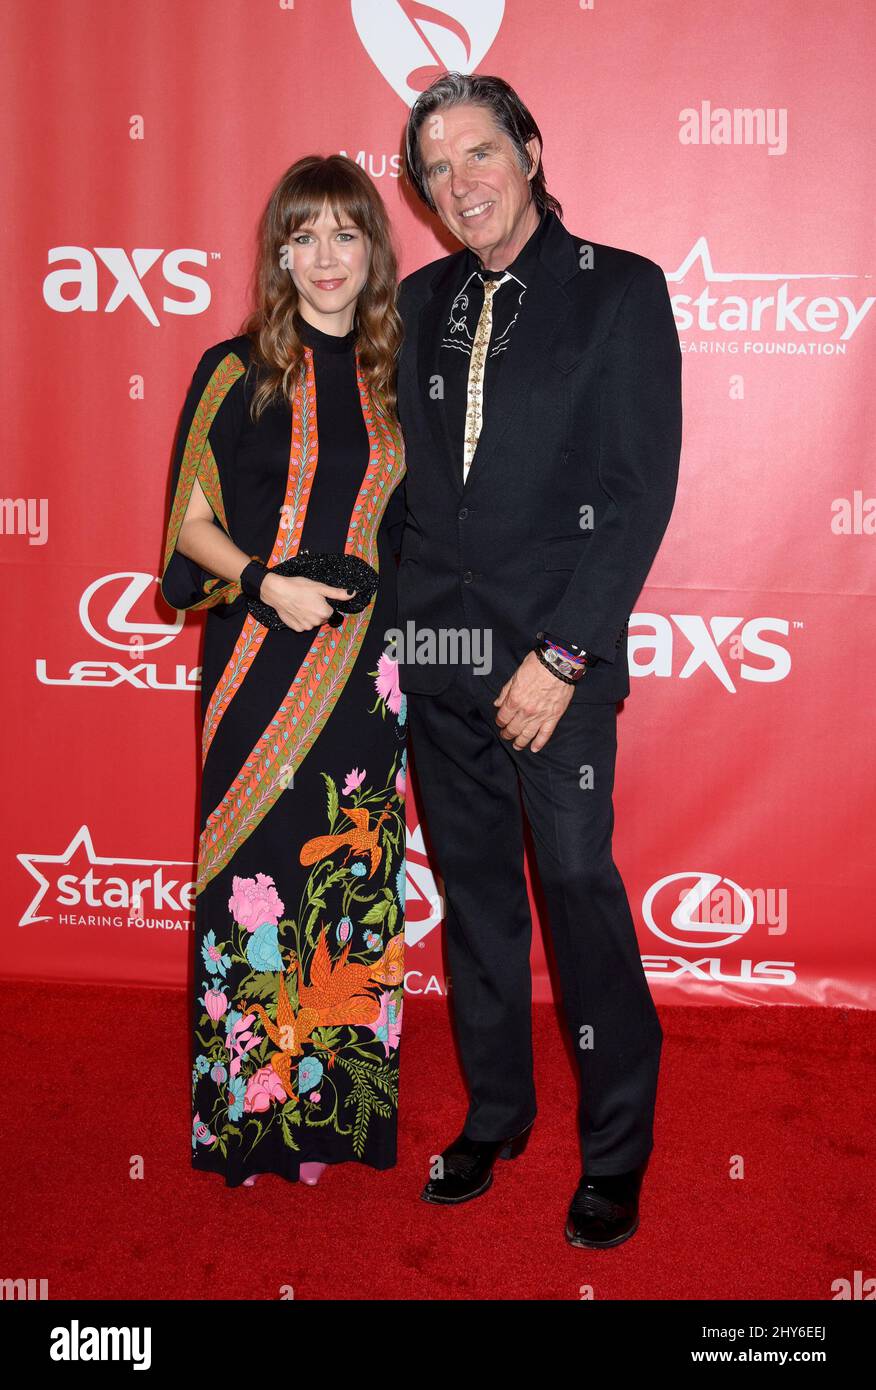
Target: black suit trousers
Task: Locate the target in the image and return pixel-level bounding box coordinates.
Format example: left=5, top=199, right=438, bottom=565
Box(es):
left=406, top=661, right=662, bottom=1174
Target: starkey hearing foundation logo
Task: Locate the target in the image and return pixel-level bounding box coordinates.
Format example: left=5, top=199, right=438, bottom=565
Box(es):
left=16, top=820, right=448, bottom=996
left=16, top=825, right=197, bottom=931
left=351, top=0, right=504, bottom=106
left=669, top=236, right=873, bottom=352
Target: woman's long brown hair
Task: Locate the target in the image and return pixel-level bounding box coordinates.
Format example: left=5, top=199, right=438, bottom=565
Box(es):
left=240, top=155, right=402, bottom=422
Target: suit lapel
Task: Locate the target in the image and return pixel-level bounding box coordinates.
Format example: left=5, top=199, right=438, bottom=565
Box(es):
left=415, top=212, right=581, bottom=497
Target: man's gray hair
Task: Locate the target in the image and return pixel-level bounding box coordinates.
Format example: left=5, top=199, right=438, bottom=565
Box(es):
left=403, top=71, right=563, bottom=220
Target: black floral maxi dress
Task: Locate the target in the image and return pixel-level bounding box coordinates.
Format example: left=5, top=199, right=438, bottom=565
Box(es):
left=160, top=312, right=407, bottom=1186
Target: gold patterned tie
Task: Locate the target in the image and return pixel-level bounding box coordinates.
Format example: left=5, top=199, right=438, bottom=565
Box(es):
left=462, top=277, right=504, bottom=484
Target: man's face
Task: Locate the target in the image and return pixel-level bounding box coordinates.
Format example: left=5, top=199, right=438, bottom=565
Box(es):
left=417, top=103, right=540, bottom=268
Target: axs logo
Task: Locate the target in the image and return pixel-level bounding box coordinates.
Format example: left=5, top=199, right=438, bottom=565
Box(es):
left=43, top=247, right=213, bottom=326
left=630, top=614, right=792, bottom=691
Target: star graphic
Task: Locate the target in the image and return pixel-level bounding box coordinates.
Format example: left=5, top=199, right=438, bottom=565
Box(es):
left=16, top=824, right=195, bottom=927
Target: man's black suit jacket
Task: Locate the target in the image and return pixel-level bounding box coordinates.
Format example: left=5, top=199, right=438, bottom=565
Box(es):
left=391, top=209, right=682, bottom=703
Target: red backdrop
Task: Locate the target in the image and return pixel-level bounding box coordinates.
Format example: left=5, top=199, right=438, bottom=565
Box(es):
left=2, top=0, right=873, bottom=1009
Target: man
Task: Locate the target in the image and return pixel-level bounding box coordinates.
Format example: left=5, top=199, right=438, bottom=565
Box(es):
left=392, top=73, right=682, bottom=1249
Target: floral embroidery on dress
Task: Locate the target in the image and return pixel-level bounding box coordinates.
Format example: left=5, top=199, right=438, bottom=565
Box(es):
left=192, top=656, right=406, bottom=1162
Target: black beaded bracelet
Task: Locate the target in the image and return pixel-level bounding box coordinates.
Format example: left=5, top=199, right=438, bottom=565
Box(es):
left=239, top=558, right=270, bottom=600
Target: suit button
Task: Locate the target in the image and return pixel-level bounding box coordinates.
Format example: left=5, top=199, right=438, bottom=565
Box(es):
left=462, top=570, right=473, bottom=583
left=458, top=507, right=469, bottom=519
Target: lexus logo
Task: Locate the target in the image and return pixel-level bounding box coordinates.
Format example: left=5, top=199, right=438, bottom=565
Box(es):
left=80, top=573, right=182, bottom=652
left=642, top=871, right=755, bottom=950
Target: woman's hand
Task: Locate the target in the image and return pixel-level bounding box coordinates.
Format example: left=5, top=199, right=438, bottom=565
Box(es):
left=258, top=573, right=355, bottom=632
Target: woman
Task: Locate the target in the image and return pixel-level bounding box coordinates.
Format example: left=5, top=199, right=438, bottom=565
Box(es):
left=160, top=156, right=407, bottom=1189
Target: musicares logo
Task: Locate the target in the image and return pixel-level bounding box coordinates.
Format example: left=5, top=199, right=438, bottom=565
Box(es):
left=352, top=0, right=504, bottom=106
left=403, top=822, right=444, bottom=947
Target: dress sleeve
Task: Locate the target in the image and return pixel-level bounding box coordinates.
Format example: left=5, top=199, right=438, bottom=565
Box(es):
left=159, top=343, right=249, bottom=611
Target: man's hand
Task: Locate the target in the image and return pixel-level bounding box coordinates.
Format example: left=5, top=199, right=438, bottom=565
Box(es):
left=493, top=650, right=576, bottom=752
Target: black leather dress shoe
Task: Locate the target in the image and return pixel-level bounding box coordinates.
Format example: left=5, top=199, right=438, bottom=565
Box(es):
left=564, top=1165, right=646, bottom=1249
left=420, top=1122, right=533, bottom=1205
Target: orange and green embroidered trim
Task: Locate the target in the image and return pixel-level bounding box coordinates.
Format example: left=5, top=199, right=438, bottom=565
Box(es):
left=161, top=351, right=246, bottom=610
left=199, top=349, right=321, bottom=761
left=196, top=366, right=406, bottom=889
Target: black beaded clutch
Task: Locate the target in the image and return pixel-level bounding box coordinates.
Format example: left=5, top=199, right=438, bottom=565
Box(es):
left=245, top=550, right=378, bottom=631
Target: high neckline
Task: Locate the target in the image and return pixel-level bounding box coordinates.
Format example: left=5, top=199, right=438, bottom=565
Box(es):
left=293, top=309, right=357, bottom=354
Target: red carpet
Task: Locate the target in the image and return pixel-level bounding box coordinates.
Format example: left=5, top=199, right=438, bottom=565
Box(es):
left=2, top=981, right=872, bottom=1301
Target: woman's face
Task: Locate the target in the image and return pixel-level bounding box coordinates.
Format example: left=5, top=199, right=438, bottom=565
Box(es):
left=285, top=201, right=371, bottom=334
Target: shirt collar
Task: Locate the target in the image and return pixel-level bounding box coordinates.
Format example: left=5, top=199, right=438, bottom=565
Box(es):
left=465, top=205, right=550, bottom=285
